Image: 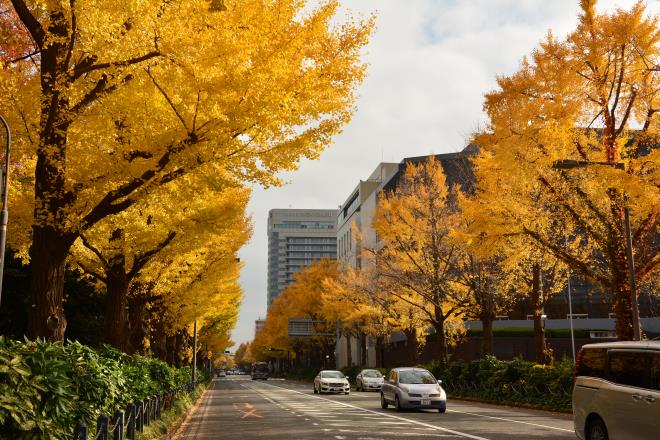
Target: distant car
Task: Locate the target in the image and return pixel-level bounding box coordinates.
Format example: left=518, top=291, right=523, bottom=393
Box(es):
left=356, top=369, right=384, bottom=391
left=217, top=370, right=227, bottom=378
left=380, top=367, right=446, bottom=413
left=251, top=362, right=270, bottom=380
left=572, top=341, right=659, bottom=440
left=314, top=370, right=350, bottom=395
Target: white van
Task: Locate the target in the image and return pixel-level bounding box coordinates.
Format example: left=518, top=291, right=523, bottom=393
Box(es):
left=572, top=341, right=659, bottom=440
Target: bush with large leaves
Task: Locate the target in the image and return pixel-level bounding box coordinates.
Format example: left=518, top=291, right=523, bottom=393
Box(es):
left=0, top=338, right=195, bottom=438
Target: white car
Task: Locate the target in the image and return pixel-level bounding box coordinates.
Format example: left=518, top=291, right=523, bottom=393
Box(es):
left=356, top=369, right=384, bottom=391
left=573, top=341, right=659, bottom=440
left=314, top=370, right=350, bottom=395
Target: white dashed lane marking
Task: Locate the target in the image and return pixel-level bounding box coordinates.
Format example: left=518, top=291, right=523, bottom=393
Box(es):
left=242, top=381, right=488, bottom=440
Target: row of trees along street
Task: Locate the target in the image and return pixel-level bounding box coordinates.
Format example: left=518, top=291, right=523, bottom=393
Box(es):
left=249, top=0, right=658, bottom=368
left=0, top=0, right=374, bottom=362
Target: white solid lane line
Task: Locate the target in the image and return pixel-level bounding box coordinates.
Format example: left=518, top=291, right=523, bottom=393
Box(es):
left=446, top=409, right=574, bottom=433
left=245, top=381, right=490, bottom=440
left=284, top=381, right=573, bottom=435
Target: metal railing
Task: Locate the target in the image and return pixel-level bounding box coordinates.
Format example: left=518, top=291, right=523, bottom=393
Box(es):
left=73, top=382, right=195, bottom=440
left=442, top=379, right=572, bottom=410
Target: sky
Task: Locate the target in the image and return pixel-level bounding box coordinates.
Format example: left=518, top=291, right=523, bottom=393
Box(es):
left=231, top=0, right=660, bottom=348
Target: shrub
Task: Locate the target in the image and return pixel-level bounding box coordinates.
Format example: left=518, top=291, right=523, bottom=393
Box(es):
left=421, top=355, right=574, bottom=412
left=340, top=364, right=363, bottom=383
left=0, top=337, right=198, bottom=439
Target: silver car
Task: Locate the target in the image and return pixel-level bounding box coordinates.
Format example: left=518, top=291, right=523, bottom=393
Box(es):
left=314, top=370, right=350, bottom=395
left=356, top=369, right=384, bottom=391
left=380, top=367, right=447, bottom=413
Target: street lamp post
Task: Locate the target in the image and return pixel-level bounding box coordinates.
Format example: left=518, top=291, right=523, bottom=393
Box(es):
left=553, top=160, right=641, bottom=340
left=0, top=114, right=10, bottom=307
left=567, top=270, right=576, bottom=363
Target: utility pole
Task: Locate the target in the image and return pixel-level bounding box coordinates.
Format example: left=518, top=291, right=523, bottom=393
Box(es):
left=0, top=115, right=10, bottom=307
left=192, top=320, right=197, bottom=385
left=567, top=270, right=576, bottom=362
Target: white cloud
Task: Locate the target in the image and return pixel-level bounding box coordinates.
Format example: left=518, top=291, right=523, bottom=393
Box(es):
left=231, top=0, right=660, bottom=346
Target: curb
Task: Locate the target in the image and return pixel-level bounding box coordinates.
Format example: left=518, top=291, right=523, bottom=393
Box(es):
left=161, top=385, right=209, bottom=440
left=447, top=394, right=572, bottom=415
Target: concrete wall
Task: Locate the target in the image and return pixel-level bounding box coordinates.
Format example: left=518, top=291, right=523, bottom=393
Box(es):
left=465, top=317, right=660, bottom=333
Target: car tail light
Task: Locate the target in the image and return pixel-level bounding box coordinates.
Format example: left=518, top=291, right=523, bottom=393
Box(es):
left=574, top=347, right=585, bottom=381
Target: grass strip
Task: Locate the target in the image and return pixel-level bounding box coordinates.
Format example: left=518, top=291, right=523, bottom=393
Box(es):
left=136, top=382, right=208, bottom=440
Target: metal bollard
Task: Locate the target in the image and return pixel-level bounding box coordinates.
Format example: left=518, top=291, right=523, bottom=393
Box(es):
left=144, top=398, right=150, bottom=426
left=126, top=404, right=136, bottom=439
left=96, top=414, right=109, bottom=440
left=137, top=401, right=144, bottom=433
left=74, top=421, right=88, bottom=440
left=113, top=410, right=124, bottom=440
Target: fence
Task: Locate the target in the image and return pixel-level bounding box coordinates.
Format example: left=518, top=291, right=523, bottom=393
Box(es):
left=73, top=382, right=196, bottom=440
left=442, top=379, right=572, bottom=411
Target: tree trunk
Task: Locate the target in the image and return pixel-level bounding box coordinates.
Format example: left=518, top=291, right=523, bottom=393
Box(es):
left=28, top=13, right=74, bottom=342
left=375, top=336, right=385, bottom=368
left=175, top=332, right=185, bottom=367
left=403, top=328, right=418, bottom=365
left=611, top=238, right=635, bottom=340
left=105, top=262, right=129, bottom=351
left=481, top=315, right=494, bottom=357
left=434, top=321, right=448, bottom=366
left=360, top=332, right=367, bottom=366
left=345, top=333, right=352, bottom=366
left=128, top=294, right=149, bottom=354
left=165, top=334, right=176, bottom=365
left=532, top=264, right=552, bottom=364
left=27, top=227, right=71, bottom=341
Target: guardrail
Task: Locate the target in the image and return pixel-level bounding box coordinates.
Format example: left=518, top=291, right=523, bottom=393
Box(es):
left=73, top=382, right=196, bottom=440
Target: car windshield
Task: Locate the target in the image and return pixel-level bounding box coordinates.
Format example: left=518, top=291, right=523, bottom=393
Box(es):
left=322, top=371, right=345, bottom=379
left=398, top=370, right=436, bottom=384
left=362, top=370, right=381, bottom=378
left=254, top=364, right=268, bottom=372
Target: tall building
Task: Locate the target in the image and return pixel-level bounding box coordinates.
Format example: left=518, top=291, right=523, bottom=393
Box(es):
left=255, top=319, right=266, bottom=337
left=267, top=209, right=338, bottom=308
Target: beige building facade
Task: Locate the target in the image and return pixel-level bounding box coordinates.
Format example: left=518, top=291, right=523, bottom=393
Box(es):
left=335, top=163, right=399, bottom=369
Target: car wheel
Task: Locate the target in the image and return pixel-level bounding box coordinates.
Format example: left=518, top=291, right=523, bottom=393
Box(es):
left=313, top=384, right=318, bottom=394
left=439, top=408, right=446, bottom=414
left=380, top=393, right=388, bottom=409
left=587, top=417, right=609, bottom=440
left=395, top=395, right=402, bottom=412
left=356, top=381, right=362, bottom=392
left=345, top=391, right=350, bottom=395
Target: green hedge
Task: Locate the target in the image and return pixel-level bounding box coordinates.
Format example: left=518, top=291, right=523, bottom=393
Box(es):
left=0, top=337, right=203, bottom=439
left=424, top=356, right=574, bottom=411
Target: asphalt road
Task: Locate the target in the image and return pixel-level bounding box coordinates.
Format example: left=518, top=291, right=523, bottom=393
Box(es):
left=174, top=376, right=575, bottom=440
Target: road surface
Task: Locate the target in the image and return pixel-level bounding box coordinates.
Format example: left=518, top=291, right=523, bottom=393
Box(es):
left=174, top=376, right=575, bottom=440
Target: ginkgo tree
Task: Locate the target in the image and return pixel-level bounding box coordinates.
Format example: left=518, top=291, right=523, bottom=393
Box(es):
left=470, top=0, right=659, bottom=340
left=0, top=0, right=374, bottom=341
left=252, top=259, right=340, bottom=367
left=325, top=257, right=427, bottom=365
left=70, top=168, right=251, bottom=351
left=370, top=157, right=472, bottom=365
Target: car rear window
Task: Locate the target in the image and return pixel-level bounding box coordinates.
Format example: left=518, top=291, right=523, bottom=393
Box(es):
left=577, top=348, right=607, bottom=378
left=651, top=352, right=660, bottom=391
